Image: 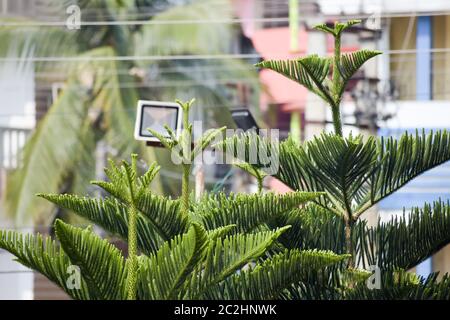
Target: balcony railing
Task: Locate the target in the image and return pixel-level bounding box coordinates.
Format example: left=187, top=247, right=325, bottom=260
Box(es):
left=0, top=127, right=31, bottom=170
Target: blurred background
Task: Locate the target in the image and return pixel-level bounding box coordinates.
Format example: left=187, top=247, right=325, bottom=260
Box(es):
left=0, top=0, right=449, bottom=299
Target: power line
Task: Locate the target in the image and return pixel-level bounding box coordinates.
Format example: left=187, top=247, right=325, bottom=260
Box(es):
left=2, top=47, right=450, bottom=63
left=2, top=85, right=450, bottom=118
left=0, top=53, right=259, bottom=63
left=0, top=270, right=34, bottom=274
left=0, top=7, right=450, bottom=27
left=34, top=64, right=257, bottom=77
left=2, top=9, right=450, bottom=27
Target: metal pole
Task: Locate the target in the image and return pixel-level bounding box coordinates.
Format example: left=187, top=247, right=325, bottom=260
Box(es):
left=289, top=0, right=302, bottom=143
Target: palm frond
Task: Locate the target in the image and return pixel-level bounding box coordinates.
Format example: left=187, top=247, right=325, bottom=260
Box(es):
left=134, top=0, right=233, bottom=57
left=0, top=17, right=77, bottom=72
left=54, top=220, right=128, bottom=300
left=5, top=84, right=91, bottom=224
left=4, top=47, right=147, bottom=224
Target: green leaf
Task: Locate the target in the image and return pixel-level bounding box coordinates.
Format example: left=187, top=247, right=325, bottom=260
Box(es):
left=188, top=227, right=290, bottom=298
left=192, top=127, right=226, bottom=160
left=362, top=130, right=450, bottom=213
left=134, top=0, right=233, bottom=57
left=338, top=49, right=381, bottom=96
left=214, top=130, right=280, bottom=176
left=54, top=220, right=127, bottom=300
left=282, top=133, right=378, bottom=216
left=233, top=162, right=268, bottom=181
left=37, top=193, right=164, bottom=255
left=347, top=270, right=450, bottom=300
left=147, top=128, right=176, bottom=150
left=138, top=162, right=160, bottom=190
left=271, top=205, right=346, bottom=254
left=0, top=228, right=90, bottom=300
left=357, top=201, right=450, bottom=270
left=206, top=225, right=237, bottom=241
left=136, top=191, right=187, bottom=241
left=194, top=191, right=322, bottom=233
left=204, top=249, right=349, bottom=299
left=88, top=155, right=187, bottom=242
left=219, top=130, right=450, bottom=219
left=137, top=223, right=209, bottom=300
left=256, top=55, right=334, bottom=106
left=4, top=84, right=90, bottom=225
left=314, top=20, right=361, bottom=36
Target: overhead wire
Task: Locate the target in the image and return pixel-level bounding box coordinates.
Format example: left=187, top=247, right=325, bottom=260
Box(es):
left=3, top=9, right=450, bottom=27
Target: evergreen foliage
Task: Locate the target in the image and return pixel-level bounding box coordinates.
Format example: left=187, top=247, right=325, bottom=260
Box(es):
left=1, top=20, right=450, bottom=299
left=217, top=20, right=450, bottom=298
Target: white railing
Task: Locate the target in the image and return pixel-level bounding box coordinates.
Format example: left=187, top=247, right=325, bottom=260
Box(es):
left=0, top=127, right=31, bottom=169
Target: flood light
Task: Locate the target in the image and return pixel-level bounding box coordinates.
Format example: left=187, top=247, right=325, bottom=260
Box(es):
left=134, top=100, right=183, bottom=143
left=231, top=108, right=259, bottom=132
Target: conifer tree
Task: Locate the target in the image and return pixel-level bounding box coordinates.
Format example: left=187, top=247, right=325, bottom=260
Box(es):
left=0, top=100, right=343, bottom=300
left=1, top=20, right=450, bottom=300
left=218, top=20, right=450, bottom=298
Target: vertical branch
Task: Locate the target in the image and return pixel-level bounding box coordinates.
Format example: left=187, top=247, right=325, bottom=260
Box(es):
left=331, top=27, right=343, bottom=137
left=256, top=176, right=263, bottom=194
left=126, top=154, right=138, bottom=300
left=331, top=105, right=343, bottom=137
left=181, top=164, right=190, bottom=216
left=180, top=100, right=193, bottom=217
left=344, top=217, right=355, bottom=269
left=126, top=205, right=138, bottom=300
left=255, top=169, right=264, bottom=194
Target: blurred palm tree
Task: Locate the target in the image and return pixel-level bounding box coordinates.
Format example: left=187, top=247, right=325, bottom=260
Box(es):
left=0, top=0, right=258, bottom=225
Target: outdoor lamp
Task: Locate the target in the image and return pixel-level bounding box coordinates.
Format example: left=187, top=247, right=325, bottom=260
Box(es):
left=134, top=100, right=183, bottom=146
left=230, top=108, right=259, bottom=132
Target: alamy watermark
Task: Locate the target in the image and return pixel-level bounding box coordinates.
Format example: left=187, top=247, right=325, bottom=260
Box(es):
left=66, top=5, right=81, bottom=30
left=66, top=265, right=81, bottom=290
left=170, top=122, right=280, bottom=175
left=366, top=265, right=381, bottom=290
